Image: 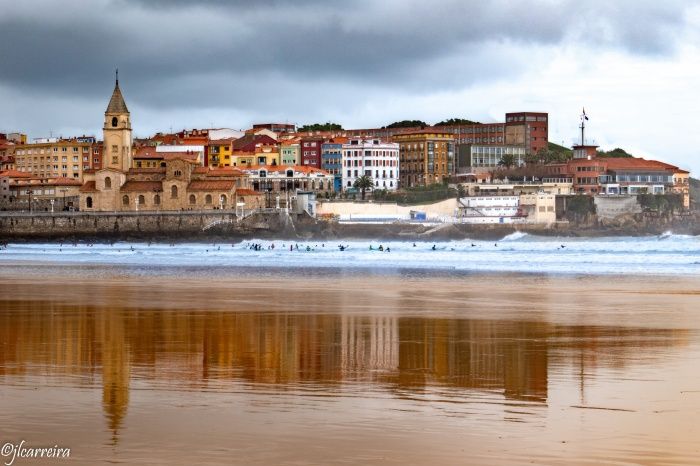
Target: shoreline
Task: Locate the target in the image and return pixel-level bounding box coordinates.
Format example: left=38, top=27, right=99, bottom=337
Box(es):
left=1, top=210, right=699, bottom=243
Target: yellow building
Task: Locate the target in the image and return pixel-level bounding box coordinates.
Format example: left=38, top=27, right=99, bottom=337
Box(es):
left=393, top=129, right=455, bottom=188
left=208, top=138, right=236, bottom=167
left=230, top=145, right=281, bottom=168
left=13, top=138, right=95, bottom=180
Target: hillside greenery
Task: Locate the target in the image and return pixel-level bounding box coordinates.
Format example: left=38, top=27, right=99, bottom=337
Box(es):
left=690, top=177, right=700, bottom=210
left=384, top=120, right=427, bottom=129
left=596, top=147, right=634, bottom=158
left=297, top=122, right=343, bottom=132
left=434, top=118, right=480, bottom=126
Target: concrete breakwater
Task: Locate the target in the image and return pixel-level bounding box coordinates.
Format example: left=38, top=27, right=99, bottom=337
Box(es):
left=0, top=211, right=286, bottom=241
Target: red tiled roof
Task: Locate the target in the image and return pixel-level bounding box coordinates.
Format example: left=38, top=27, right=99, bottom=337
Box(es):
left=120, top=181, right=163, bottom=192
left=0, top=170, right=31, bottom=178
left=187, top=180, right=236, bottom=191
left=207, top=167, right=244, bottom=177
left=48, top=177, right=82, bottom=186
left=604, top=157, right=680, bottom=172
left=79, top=181, right=97, bottom=192
left=235, top=188, right=263, bottom=196
left=231, top=134, right=278, bottom=152
left=193, top=166, right=209, bottom=174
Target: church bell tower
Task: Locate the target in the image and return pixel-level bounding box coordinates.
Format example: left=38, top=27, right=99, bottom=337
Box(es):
left=103, top=70, right=133, bottom=172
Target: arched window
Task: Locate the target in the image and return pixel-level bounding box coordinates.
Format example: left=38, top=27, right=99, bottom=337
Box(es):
left=104, top=177, right=111, bottom=189
left=154, top=194, right=161, bottom=205
left=160, top=162, right=166, bottom=168
left=138, top=194, right=145, bottom=205
left=122, top=195, right=129, bottom=206
left=220, top=194, right=227, bottom=205
left=86, top=197, right=93, bottom=208
left=319, top=181, right=324, bottom=190
left=174, top=170, right=182, bottom=177
left=205, top=194, right=213, bottom=204
left=111, top=117, right=118, bottom=127
left=189, top=194, right=196, bottom=205
left=171, top=185, right=178, bottom=199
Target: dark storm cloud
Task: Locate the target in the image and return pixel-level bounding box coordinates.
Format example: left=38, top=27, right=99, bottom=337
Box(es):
left=0, top=0, right=696, bottom=129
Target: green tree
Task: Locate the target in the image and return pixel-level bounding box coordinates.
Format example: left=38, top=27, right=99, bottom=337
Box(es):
left=498, top=154, right=516, bottom=169
left=353, top=175, right=374, bottom=200
left=384, top=120, right=427, bottom=129
left=298, top=122, right=343, bottom=132
left=434, top=118, right=480, bottom=126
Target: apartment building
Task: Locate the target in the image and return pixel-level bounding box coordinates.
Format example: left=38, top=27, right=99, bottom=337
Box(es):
left=13, top=138, right=96, bottom=180
left=341, top=138, right=399, bottom=192
left=394, top=130, right=454, bottom=187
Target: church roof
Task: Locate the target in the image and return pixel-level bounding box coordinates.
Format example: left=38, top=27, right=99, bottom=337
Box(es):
left=106, top=81, right=129, bottom=114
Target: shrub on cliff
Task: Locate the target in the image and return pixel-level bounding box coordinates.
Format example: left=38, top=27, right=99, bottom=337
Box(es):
left=565, top=195, right=595, bottom=222
left=637, top=194, right=683, bottom=215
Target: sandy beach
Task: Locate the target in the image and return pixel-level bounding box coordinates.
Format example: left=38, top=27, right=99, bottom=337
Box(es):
left=2, top=266, right=700, bottom=464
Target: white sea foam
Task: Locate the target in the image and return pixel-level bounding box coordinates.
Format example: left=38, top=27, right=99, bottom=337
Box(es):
left=500, top=231, right=529, bottom=241
left=1, top=235, right=699, bottom=276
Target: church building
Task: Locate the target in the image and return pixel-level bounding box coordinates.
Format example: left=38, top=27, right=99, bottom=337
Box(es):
left=79, top=76, right=263, bottom=212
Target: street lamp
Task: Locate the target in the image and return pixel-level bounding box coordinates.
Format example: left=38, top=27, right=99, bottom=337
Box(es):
left=50, top=199, right=55, bottom=214
left=60, top=188, right=67, bottom=211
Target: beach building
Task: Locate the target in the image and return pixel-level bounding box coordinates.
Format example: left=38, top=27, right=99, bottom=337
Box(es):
left=341, top=138, right=399, bottom=192
left=458, top=196, right=525, bottom=224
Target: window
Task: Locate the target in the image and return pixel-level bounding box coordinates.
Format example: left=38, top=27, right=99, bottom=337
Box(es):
left=154, top=194, right=161, bottom=205
left=112, top=145, right=118, bottom=153
left=122, top=195, right=129, bottom=206
left=104, top=177, right=111, bottom=189
left=189, top=194, right=196, bottom=205
left=138, top=194, right=145, bottom=205
left=174, top=170, right=182, bottom=177
left=171, top=185, right=178, bottom=198
left=86, top=197, right=93, bottom=208
left=205, top=194, right=213, bottom=204
left=112, top=117, right=118, bottom=127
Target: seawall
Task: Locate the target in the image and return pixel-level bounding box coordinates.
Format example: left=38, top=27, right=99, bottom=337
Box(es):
left=0, top=211, right=282, bottom=241
left=1, top=210, right=698, bottom=242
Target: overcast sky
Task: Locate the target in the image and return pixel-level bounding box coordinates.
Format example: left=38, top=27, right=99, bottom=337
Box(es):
left=1, top=0, right=699, bottom=173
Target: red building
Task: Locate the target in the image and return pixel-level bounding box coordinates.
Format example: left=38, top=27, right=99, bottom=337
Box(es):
left=300, top=137, right=324, bottom=168
left=505, top=112, right=549, bottom=155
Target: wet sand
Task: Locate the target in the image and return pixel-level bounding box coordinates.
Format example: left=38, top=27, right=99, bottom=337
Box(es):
left=1, top=267, right=700, bottom=465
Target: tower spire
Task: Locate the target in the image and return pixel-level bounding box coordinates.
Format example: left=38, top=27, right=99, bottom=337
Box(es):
left=116, top=68, right=119, bottom=86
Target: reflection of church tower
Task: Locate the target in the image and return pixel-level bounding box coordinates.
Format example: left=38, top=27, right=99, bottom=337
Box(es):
left=100, top=310, right=130, bottom=444
left=103, top=71, right=133, bottom=172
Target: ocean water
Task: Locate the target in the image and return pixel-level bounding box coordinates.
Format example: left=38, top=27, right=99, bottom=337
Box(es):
left=1, top=231, right=699, bottom=275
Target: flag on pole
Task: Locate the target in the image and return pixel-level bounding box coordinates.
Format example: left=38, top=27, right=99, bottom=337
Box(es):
left=582, top=108, right=589, bottom=120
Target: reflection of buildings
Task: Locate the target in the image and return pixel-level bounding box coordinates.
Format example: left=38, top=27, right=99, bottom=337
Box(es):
left=0, top=299, right=690, bottom=437
left=100, top=309, right=130, bottom=442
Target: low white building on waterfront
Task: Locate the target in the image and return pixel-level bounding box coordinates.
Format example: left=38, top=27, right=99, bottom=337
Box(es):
left=342, top=138, right=399, bottom=192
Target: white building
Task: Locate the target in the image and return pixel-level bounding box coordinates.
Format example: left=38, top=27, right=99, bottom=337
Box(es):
left=342, top=138, right=399, bottom=192
left=458, top=196, right=524, bottom=224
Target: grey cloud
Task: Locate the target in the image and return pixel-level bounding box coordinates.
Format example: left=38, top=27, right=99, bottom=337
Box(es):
left=0, top=0, right=696, bottom=136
